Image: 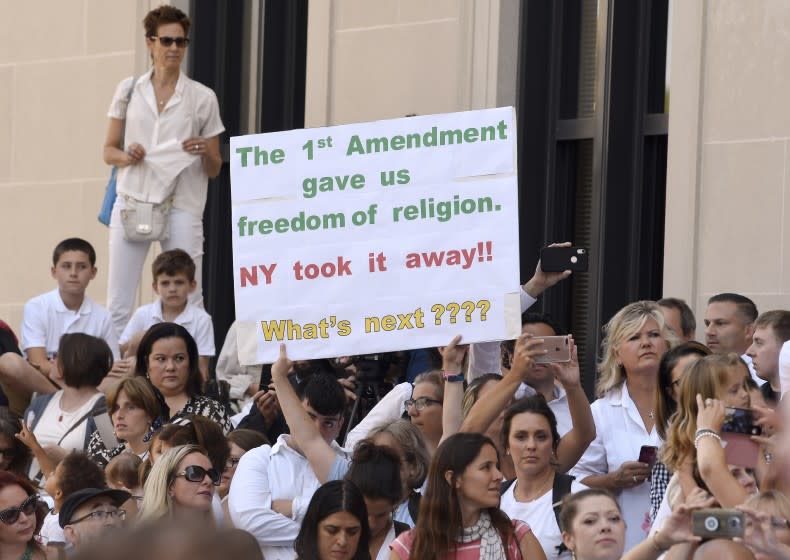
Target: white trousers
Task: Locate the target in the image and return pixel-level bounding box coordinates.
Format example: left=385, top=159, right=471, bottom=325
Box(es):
left=107, top=198, right=204, bottom=335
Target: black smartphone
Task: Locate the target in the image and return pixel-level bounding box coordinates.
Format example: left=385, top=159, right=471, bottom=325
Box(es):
left=722, top=407, right=761, bottom=436
left=638, top=445, right=658, bottom=468
left=259, top=364, right=272, bottom=393
left=540, top=246, right=589, bottom=272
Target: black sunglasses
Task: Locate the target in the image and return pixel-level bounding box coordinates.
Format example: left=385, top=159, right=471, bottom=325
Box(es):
left=150, top=35, right=190, bottom=48
left=175, top=465, right=220, bottom=486
left=0, top=494, right=37, bottom=525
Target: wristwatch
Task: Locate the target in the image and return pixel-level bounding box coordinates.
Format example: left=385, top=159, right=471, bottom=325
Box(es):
left=442, top=370, right=465, bottom=383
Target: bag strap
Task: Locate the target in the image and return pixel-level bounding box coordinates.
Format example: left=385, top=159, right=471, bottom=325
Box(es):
left=56, top=397, right=105, bottom=447
left=119, top=76, right=137, bottom=150
left=407, top=491, right=421, bottom=523
left=93, top=411, right=119, bottom=450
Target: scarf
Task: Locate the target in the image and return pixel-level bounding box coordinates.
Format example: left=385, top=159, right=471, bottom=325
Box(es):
left=458, top=510, right=507, bottom=560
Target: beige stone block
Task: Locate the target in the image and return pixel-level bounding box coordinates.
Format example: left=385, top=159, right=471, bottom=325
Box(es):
left=333, top=0, right=399, bottom=30
left=397, top=0, right=462, bottom=23
left=330, top=22, right=464, bottom=124
left=783, top=142, right=790, bottom=294
left=702, top=1, right=790, bottom=141
left=0, top=67, right=12, bottom=181
left=0, top=3, right=84, bottom=64
left=697, top=141, right=784, bottom=294
left=12, top=53, right=135, bottom=182
left=86, top=0, right=139, bottom=54
left=0, top=305, right=25, bottom=337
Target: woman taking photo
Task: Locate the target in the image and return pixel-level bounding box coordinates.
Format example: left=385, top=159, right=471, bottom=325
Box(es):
left=294, top=479, right=371, bottom=560
left=103, top=4, right=224, bottom=335
left=389, top=432, right=545, bottom=560
left=0, top=471, right=45, bottom=560
left=87, top=376, right=162, bottom=467
left=569, top=301, right=676, bottom=552
left=499, top=396, right=587, bottom=560
left=135, top=323, right=231, bottom=433
left=138, top=444, right=219, bottom=522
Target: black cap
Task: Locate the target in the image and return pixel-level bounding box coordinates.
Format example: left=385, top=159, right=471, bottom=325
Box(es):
left=59, top=488, right=131, bottom=528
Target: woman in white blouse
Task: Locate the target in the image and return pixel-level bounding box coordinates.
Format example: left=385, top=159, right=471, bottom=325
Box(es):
left=569, top=301, right=677, bottom=552
left=102, top=4, right=224, bottom=334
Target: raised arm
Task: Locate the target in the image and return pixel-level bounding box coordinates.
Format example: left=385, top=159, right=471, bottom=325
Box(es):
left=695, top=395, right=750, bottom=507
left=460, top=334, right=544, bottom=434
left=270, top=344, right=337, bottom=482
left=549, top=339, right=596, bottom=472
left=439, top=335, right=467, bottom=444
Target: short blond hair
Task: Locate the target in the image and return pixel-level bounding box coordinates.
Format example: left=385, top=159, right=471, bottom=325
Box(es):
left=596, top=300, right=678, bottom=397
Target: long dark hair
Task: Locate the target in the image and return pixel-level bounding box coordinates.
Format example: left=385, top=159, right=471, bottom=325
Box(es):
left=0, top=471, right=46, bottom=550
left=655, top=341, right=711, bottom=440
left=135, top=323, right=202, bottom=397
left=0, top=410, right=30, bottom=476
left=411, top=433, right=513, bottom=560
left=294, top=480, right=371, bottom=560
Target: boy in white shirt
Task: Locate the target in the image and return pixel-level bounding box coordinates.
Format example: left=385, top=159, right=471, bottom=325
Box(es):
left=119, top=249, right=214, bottom=382
left=0, top=238, right=118, bottom=415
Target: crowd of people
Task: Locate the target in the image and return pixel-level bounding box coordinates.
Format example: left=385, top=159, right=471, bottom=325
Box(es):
left=1, top=4, right=790, bottom=560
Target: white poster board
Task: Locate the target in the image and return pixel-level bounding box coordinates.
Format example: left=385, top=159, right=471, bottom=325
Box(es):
left=230, top=107, right=521, bottom=364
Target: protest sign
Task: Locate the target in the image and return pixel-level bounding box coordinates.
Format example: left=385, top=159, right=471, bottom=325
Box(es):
left=230, top=107, right=521, bottom=364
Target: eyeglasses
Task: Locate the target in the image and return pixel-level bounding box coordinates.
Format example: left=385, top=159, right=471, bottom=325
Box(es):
left=69, top=509, right=126, bottom=524
left=404, top=397, right=442, bottom=411
left=306, top=411, right=341, bottom=430
left=0, top=495, right=38, bottom=525
left=175, top=465, right=221, bottom=486
left=150, top=35, right=190, bottom=48
left=225, top=456, right=242, bottom=470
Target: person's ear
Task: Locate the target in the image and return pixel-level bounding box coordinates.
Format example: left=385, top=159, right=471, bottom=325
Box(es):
left=562, top=531, right=575, bottom=554
left=188, top=280, right=197, bottom=294
left=444, top=470, right=454, bottom=488
left=51, top=266, right=57, bottom=279
left=152, top=281, right=160, bottom=294
left=63, top=525, right=77, bottom=546
left=89, top=267, right=97, bottom=280
left=53, top=487, right=63, bottom=502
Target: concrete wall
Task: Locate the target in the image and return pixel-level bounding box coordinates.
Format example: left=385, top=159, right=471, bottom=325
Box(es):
left=0, top=1, right=160, bottom=334
left=664, top=0, right=790, bottom=336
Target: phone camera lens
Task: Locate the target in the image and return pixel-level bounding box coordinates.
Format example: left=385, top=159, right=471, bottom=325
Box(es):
left=704, top=517, right=719, bottom=532
left=728, top=517, right=742, bottom=529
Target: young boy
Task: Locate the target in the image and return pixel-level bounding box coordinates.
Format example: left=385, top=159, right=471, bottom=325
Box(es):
left=119, top=249, right=214, bottom=381
left=0, top=238, right=118, bottom=415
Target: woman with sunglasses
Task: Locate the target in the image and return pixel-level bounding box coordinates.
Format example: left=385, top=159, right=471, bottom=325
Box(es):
left=0, top=471, right=45, bottom=560
left=139, top=444, right=220, bottom=522
left=103, top=4, right=225, bottom=336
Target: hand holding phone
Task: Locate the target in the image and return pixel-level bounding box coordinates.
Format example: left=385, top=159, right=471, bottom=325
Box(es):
left=638, top=445, right=658, bottom=469
left=532, top=335, right=572, bottom=364
left=540, top=246, right=589, bottom=272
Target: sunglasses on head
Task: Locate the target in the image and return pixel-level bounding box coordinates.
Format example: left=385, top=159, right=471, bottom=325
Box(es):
left=175, top=465, right=220, bottom=486
left=150, top=35, right=190, bottom=48
left=0, top=494, right=37, bottom=525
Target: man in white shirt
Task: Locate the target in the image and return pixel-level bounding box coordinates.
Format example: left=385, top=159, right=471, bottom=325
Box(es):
left=228, top=371, right=348, bottom=560
left=746, top=310, right=790, bottom=406
left=704, top=293, right=762, bottom=385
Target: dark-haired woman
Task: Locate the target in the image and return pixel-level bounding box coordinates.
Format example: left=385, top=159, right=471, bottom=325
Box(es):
left=649, top=341, right=711, bottom=522
left=0, top=471, right=46, bottom=559
left=104, top=4, right=225, bottom=335
left=389, top=432, right=545, bottom=560
left=0, top=410, right=30, bottom=478
left=295, top=480, right=371, bottom=560
left=18, top=333, right=112, bottom=484
left=499, top=396, right=587, bottom=560
left=135, top=323, right=231, bottom=433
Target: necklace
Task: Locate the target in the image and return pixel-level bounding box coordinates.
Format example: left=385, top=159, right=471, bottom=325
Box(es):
left=515, top=472, right=554, bottom=503
left=648, top=410, right=655, bottom=420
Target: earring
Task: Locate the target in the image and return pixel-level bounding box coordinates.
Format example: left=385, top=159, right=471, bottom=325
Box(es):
left=571, top=549, right=577, bottom=560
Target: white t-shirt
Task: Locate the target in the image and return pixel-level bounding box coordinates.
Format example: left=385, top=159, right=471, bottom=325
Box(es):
left=108, top=70, right=225, bottom=217
left=27, top=392, right=104, bottom=479
left=21, top=289, right=119, bottom=359
left=500, top=478, right=587, bottom=560
left=40, top=510, right=65, bottom=545
left=119, top=299, right=215, bottom=356
left=376, top=524, right=397, bottom=560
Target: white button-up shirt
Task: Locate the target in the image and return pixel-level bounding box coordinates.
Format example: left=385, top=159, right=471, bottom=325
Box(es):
left=228, top=434, right=348, bottom=560
left=119, top=299, right=215, bottom=356
left=108, top=69, right=225, bottom=217
left=569, top=383, right=662, bottom=553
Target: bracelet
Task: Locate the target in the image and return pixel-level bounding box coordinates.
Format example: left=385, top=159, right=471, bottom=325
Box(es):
left=694, top=429, right=721, bottom=449
left=764, top=450, right=774, bottom=464
left=442, top=370, right=465, bottom=383
left=652, top=532, right=670, bottom=552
